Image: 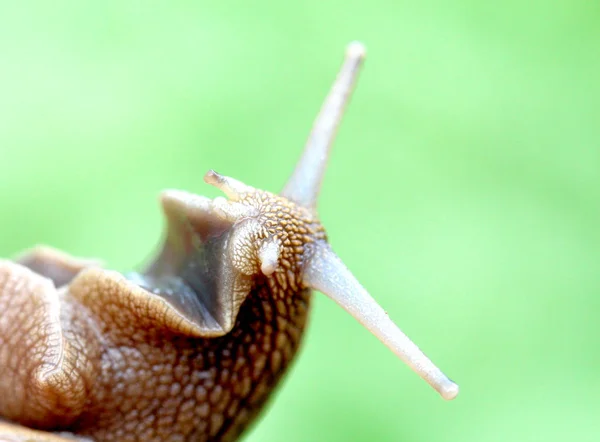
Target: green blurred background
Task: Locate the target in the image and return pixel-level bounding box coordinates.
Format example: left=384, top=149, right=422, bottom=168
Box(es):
left=1, top=1, right=599, bottom=441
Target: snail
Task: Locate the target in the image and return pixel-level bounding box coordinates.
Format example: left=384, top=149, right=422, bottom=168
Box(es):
left=0, top=42, right=458, bottom=442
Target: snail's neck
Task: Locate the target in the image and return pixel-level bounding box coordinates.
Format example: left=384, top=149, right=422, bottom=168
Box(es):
left=81, top=274, right=312, bottom=441
left=212, top=283, right=312, bottom=441
left=126, top=235, right=315, bottom=440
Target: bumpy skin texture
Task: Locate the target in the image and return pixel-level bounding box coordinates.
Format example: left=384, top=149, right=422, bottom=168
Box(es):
left=0, top=42, right=352, bottom=442
left=0, top=43, right=457, bottom=442
left=0, top=190, right=325, bottom=442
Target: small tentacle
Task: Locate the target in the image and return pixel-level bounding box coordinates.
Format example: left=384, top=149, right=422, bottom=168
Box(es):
left=302, top=242, right=459, bottom=400
left=281, top=42, right=366, bottom=209
left=204, top=170, right=255, bottom=201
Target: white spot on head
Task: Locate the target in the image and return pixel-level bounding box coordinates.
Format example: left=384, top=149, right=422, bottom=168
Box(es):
left=259, top=240, right=280, bottom=276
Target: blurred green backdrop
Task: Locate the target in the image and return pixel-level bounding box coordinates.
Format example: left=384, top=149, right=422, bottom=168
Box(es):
left=1, top=1, right=599, bottom=441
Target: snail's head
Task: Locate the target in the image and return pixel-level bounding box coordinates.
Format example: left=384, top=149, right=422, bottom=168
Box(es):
left=151, top=42, right=459, bottom=400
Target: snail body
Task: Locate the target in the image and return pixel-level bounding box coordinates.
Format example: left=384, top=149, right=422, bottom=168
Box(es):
left=0, top=43, right=457, bottom=442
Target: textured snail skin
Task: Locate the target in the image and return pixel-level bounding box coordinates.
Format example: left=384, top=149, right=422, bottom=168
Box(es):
left=0, top=47, right=353, bottom=442
left=0, top=42, right=458, bottom=442
left=0, top=192, right=322, bottom=442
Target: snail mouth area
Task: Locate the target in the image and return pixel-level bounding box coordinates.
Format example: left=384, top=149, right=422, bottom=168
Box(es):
left=141, top=223, right=246, bottom=336
left=140, top=187, right=321, bottom=337
left=125, top=270, right=224, bottom=334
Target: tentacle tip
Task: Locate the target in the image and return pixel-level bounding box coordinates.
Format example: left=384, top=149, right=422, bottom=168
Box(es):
left=204, top=169, right=221, bottom=187
left=440, top=381, right=459, bottom=401
left=203, top=169, right=256, bottom=201
left=346, top=41, right=367, bottom=60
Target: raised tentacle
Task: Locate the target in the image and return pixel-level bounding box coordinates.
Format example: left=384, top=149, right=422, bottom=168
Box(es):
left=204, top=170, right=256, bottom=201
left=281, top=42, right=366, bottom=208
left=302, top=242, right=459, bottom=400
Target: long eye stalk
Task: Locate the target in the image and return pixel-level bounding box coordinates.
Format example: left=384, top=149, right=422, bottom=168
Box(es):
left=282, top=42, right=366, bottom=209
left=303, top=243, right=458, bottom=400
